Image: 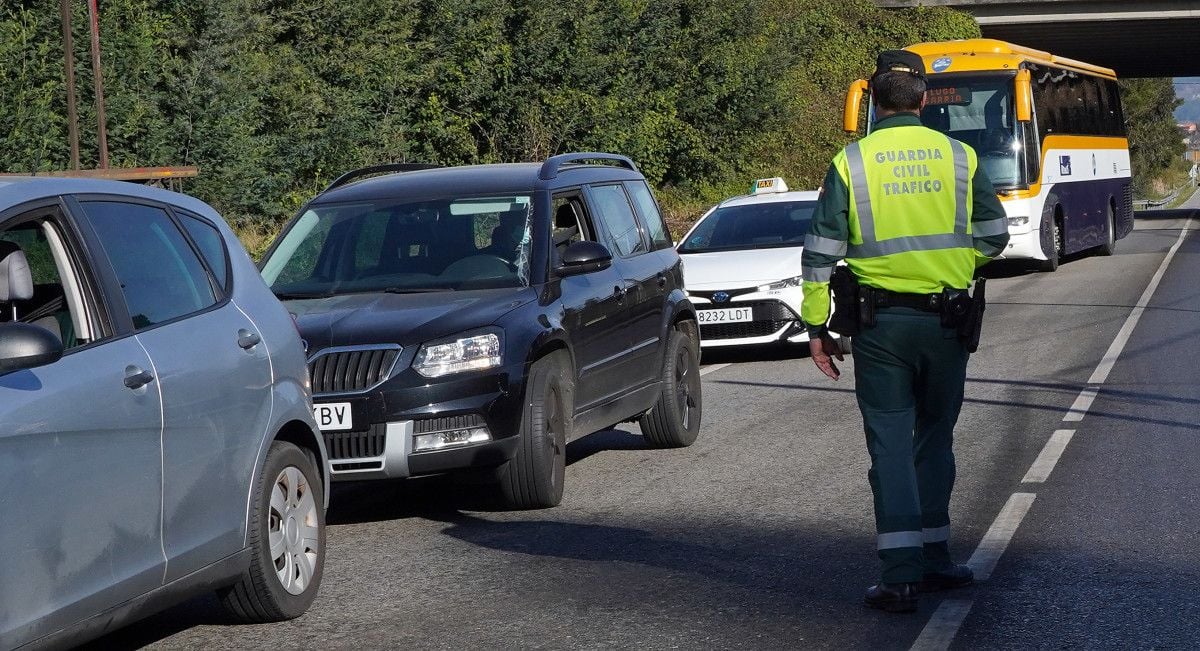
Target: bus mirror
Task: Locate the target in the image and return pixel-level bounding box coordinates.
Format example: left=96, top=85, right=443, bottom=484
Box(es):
left=1015, top=70, right=1033, bottom=122
left=844, top=79, right=868, bottom=134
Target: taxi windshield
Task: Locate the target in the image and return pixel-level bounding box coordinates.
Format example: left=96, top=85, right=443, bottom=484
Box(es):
left=260, top=195, right=533, bottom=297
left=678, top=200, right=815, bottom=254
left=917, top=72, right=1023, bottom=188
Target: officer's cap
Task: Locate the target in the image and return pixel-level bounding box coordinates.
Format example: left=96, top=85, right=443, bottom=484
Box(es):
left=873, top=50, right=926, bottom=81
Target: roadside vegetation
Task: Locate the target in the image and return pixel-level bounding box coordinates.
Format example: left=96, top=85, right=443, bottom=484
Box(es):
left=5, top=3, right=1189, bottom=255
left=1, top=0, right=978, bottom=255
left=1120, top=78, right=1189, bottom=202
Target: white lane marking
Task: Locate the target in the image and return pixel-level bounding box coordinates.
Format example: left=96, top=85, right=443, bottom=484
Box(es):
left=1021, top=430, right=1076, bottom=483
left=910, top=493, right=1036, bottom=649
left=1062, top=216, right=1193, bottom=422
left=699, top=363, right=731, bottom=377
left=913, top=221, right=1193, bottom=649
left=1062, top=387, right=1098, bottom=422
left=967, top=492, right=1037, bottom=582
left=909, top=599, right=974, bottom=651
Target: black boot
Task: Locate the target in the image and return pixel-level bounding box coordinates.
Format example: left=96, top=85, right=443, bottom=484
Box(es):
left=919, top=564, right=974, bottom=592
left=864, top=582, right=918, bottom=613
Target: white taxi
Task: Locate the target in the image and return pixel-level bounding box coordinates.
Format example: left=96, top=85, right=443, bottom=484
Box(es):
left=677, top=178, right=829, bottom=348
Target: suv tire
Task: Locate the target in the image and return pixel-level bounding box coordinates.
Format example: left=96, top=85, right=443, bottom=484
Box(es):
left=639, top=324, right=702, bottom=448
left=219, top=441, right=325, bottom=622
left=497, top=351, right=571, bottom=509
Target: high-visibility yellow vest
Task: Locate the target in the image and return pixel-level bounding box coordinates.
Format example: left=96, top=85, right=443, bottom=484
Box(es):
left=836, top=125, right=979, bottom=294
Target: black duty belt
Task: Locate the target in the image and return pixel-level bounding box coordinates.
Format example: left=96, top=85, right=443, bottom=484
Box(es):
left=871, top=288, right=943, bottom=313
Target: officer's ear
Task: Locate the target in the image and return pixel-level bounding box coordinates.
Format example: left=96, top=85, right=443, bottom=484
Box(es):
left=919, top=93, right=928, bottom=111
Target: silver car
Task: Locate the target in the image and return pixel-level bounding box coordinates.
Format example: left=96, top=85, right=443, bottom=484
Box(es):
left=0, top=178, right=328, bottom=649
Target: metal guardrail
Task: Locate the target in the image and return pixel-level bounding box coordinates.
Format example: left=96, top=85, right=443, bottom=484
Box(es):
left=1133, top=178, right=1197, bottom=210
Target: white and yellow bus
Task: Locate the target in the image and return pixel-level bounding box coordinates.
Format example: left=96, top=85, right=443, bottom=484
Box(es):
left=845, top=39, right=1133, bottom=271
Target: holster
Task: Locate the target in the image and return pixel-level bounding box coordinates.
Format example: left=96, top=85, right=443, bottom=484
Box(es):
left=942, top=278, right=986, bottom=353
left=828, top=266, right=862, bottom=336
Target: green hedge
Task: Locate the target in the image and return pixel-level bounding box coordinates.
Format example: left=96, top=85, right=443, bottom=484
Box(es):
left=1, top=0, right=977, bottom=255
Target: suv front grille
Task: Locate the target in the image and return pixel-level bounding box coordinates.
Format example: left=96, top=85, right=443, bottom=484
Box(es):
left=324, top=424, right=387, bottom=460
left=308, top=346, right=400, bottom=395
left=414, top=414, right=486, bottom=434
left=700, top=299, right=797, bottom=341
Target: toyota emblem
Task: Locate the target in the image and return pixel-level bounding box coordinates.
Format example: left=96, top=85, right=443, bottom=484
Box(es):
left=713, top=291, right=730, bottom=303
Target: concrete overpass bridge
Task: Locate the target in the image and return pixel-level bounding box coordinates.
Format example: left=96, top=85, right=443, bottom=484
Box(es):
left=876, top=0, right=1200, bottom=77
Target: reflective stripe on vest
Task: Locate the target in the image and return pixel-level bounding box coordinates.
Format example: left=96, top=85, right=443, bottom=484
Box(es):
left=844, top=134, right=973, bottom=259
left=804, top=234, right=849, bottom=257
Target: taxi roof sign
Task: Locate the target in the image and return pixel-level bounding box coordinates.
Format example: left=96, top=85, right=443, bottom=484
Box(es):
left=752, top=177, right=789, bottom=194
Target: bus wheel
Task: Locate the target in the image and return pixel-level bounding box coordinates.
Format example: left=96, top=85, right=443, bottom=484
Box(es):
left=1038, top=212, right=1060, bottom=272
left=1097, top=200, right=1117, bottom=256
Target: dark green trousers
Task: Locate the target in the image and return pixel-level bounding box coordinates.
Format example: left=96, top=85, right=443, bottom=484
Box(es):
left=852, top=307, right=969, bottom=584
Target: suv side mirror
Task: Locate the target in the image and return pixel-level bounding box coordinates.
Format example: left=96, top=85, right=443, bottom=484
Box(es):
left=0, top=322, right=64, bottom=373
left=556, top=241, right=613, bottom=276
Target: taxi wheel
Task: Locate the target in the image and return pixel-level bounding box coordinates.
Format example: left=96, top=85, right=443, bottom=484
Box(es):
left=219, top=441, right=324, bottom=622
left=837, top=336, right=853, bottom=356
left=496, top=351, right=570, bottom=509
left=640, top=323, right=702, bottom=449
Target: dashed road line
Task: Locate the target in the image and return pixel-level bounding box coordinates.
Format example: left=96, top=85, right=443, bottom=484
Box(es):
left=912, top=220, right=1193, bottom=650
left=966, top=492, right=1037, bottom=582
left=1062, top=217, right=1193, bottom=422
left=1062, top=387, right=1098, bottom=422
left=910, top=599, right=974, bottom=651
left=1021, top=430, right=1076, bottom=483
left=699, top=362, right=731, bottom=377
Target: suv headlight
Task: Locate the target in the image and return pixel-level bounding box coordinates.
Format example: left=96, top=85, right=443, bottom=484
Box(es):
left=413, top=331, right=502, bottom=378
left=1006, top=215, right=1028, bottom=227
left=757, top=275, right=803, bottom=292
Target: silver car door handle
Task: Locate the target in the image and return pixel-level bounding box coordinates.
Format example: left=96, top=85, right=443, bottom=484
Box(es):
left=124, top=366, right=155, bottom=390
left=238, top=329, right=262, bottom=350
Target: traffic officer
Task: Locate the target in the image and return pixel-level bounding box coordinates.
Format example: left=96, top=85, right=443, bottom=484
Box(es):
left=800, top=50, right=1010, bottom=613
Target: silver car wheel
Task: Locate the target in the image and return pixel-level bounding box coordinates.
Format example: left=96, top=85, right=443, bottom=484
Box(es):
left=268, top=465, right=320, bottom=595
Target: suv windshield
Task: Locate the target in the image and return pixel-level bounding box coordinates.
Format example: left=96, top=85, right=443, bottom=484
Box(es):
left=917, top=72, right=1024, bottom=189
left=262, top=195, right=533, bottom=296
left=678, top=200, right=815, bottom=254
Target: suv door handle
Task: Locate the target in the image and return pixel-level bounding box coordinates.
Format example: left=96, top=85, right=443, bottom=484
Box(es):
left=124, top=366, right=155, bottom=390
left=238, top=329, right=261, bottom=350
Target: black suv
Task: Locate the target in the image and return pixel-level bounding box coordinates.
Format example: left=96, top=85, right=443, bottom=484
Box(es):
left=260, top=153, right=701, bottom=508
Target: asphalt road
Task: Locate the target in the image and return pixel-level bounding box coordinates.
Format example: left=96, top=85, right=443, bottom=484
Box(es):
left=87, top=209, right=1198, bottom=650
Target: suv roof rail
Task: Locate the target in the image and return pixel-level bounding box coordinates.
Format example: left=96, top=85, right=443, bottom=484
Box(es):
left=323, top=163, right=441, bottom=193
left=538, top=152, right=639, bottom=181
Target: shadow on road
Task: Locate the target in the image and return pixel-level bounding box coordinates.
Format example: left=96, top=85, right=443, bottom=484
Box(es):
left=700, top=342, right=808, bottom=366
left=712, top=377, right=1200, bottom=432
left=324, top=427, right=651, bottom=526
left=75, top=593, right=236, bottom=651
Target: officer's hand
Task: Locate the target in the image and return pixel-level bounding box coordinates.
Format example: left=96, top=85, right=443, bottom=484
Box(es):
left=809, top=332, right=844, bottom=381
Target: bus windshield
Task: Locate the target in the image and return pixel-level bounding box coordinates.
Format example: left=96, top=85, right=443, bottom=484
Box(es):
left=917, top=72, right=1024, bottom=189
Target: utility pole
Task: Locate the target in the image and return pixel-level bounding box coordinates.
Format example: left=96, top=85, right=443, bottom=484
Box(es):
left=60, top=0, right=80, bottom=170
left=86, top=0, right=109, bottom=169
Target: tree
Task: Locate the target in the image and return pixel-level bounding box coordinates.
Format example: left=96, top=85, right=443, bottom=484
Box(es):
left=1120, top=78, right=1186, bottom=195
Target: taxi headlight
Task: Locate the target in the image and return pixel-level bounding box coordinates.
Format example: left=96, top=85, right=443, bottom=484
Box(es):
left=1006, top=215, right=1029, bottom=227
left=414, top=331, right=502, bottom=378
left=757, top=275, right=803, bottom=292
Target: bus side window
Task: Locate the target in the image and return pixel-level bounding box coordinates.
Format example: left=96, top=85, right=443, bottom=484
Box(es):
left=1104, top=80, right=1126, bottom=137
